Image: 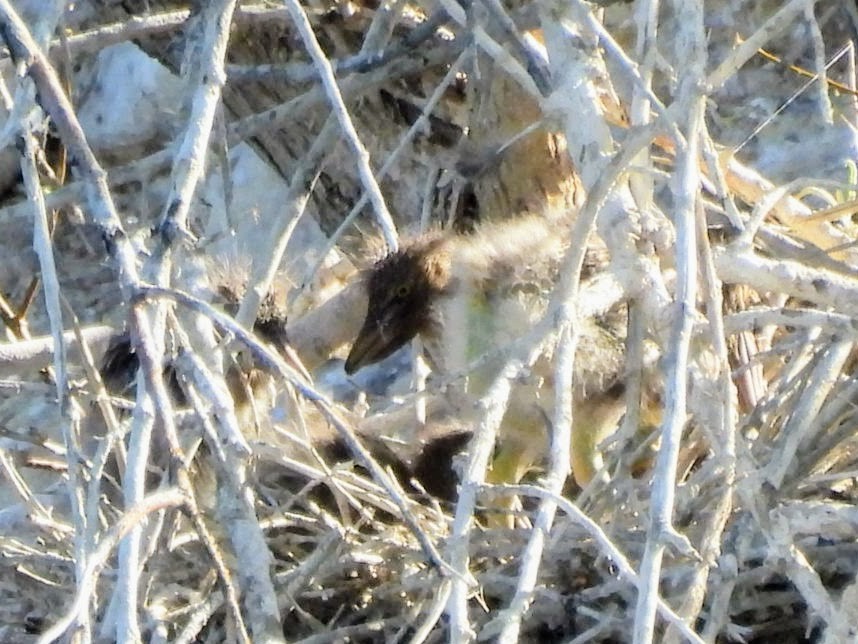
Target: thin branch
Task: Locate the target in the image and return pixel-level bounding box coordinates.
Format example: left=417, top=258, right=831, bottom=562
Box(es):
left=634, top=0, right=707, bottom=639
left=35, top=489, right=186, bottom=644
left=715, top=246, right=858, bottom=316
left=662, top=192, right=738, bottom=644
left=307, top=50, right=468, bottom=283
left=706, top=0, right=811, bottom=92
left=134, top=284, right=454, bottom=576
left=490, top=321, right=574, bottom=644
left=502, top=483, right=706, bottom=644
left=0, top=325, right=113, bottom=374
left=282, top=0, right=399, bottom=251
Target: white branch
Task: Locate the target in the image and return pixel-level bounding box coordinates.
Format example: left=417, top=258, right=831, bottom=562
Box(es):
left=634, top=0, right=706, bottom=640
left=282, top=0, right=399, bottom=251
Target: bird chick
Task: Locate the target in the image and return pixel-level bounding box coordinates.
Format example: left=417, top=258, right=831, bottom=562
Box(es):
left=346, top=233, right=452, bottom=373
left=346, top=217, right=628, bottom=508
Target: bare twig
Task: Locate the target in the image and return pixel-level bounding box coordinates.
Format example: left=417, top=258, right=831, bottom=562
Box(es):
left=308, top=50, right=467, bottom=282
left=35, top=489, right=187, bottom=644
left=502, top=484, right=706, bottom=644
left=0, top=324, right=113, bottom=374
left=135, top=284, right=453, bottom=575
left=282, top=0, right=399, bottom=251
left=634, top=1, right=706, bottom=640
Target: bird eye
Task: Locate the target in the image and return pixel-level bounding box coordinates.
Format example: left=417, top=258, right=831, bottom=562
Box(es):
left=395, top=284, right=410, bottom=298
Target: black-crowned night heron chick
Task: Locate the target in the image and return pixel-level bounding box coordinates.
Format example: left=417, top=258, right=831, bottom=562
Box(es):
left=98, top=316, right=468, bottom=512
left=345, top=216, right=628, bottom=503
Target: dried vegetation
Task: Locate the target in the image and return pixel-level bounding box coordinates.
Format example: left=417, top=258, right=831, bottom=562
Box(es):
left=1, top=1, right=858, bottom=642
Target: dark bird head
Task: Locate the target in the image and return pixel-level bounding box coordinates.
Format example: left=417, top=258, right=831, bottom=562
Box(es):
left=345, top=236, right=452, bottom=374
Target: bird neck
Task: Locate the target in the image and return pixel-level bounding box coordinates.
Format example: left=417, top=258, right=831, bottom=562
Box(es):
left=422, top=216, right=566, bottom=375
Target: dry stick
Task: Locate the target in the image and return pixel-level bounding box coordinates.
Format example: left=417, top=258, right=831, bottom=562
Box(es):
left=662, top=197, right=738, bottom=644
left=35, top=489, right=187, bottom=644
left=359, top=0, right=404, bottom=53
left=0, top=446, right=53, bottom=525
left=725, top=161, right=858, bottom=267
left=168, top=313, right=263, bottom=634
left=173, top=593, right=224, bottom=644
left=627, top=0, right=659, bottom=211
left=446, top=360, right=520, bottom=643
left=62, top=301, right=128, bottom=553
left=765, top=339, right=853, bottom=489
left=305, top=50, right=468, bottom=284
left=409, top=578, right=452, bottom=644
left=633, top=0, right=706, bottom=640
left=49, top=9, right=190, bottom=58
left=171, top=379, right=253, bottom=644
left=0, top=5, right=208, bottom=641
left=21, top=129, right=67, bottom=391
left=228, top=9, right=450, bottom=84
left=435, top=0, right=540, bottom=100
left=738, top=177, right=822, bottom=248
left=0, top=324, right=113, bottom=374
left=543, top=4, right=675, bottom=323
left=715, top=247, right=858, bottom=317
left=500, top=483, right=705, bottom=643
left=109, top=388, right=156, bottom=641
left=733, top=42, right=850, bottom=158
left=0, top=105, right=61, bottom=530
left=476, top=0, right=551, bottom=94
left=139, top=3, right=275, bottom=642
left=292, top=619, right=403, bottom=644
left=282, top=0, right=399, bottom=252
left=278, top=528, right=344, bottom=614
left=701, top=131, right=745, bottom=230
left=135, top=284, right=455, bottom=576
left=799, top=377, right=858, bottom=481
left=16, top=5, right=298, bottom=62
left=153, top=0, right=236, bottom=259
left=226, top=39, right=455, bottom=147
left=706, top=0, right=810, bottom=92
left=737, top=483, right=847, bottom=640
left=171, top=340, right=252, bottom=458
left=565, top=0, right=665, bottom=123
left=725, top=308, right=858, bottom=344
left=22, top=109, right=95, bottom=630
left=0, top=291, right=24, bottom=337
left=804, top=0, right=834, bottom=124
left=235, top=117, right=335, bottom=329
left=491, top=321, right=575, bottom=644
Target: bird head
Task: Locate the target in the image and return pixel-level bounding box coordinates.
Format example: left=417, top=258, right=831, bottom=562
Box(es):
left=345, top=236, right=452, bottom=374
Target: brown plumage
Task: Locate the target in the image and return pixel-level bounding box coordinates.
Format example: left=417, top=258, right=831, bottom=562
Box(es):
left=345, top=234, right=451, bottom=373
left=346, top=217, right=629, bottom=505
left=98, top=325, right=465, bottom=512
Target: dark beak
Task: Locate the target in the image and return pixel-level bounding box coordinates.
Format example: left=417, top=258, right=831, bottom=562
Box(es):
left=345, top=321, right=392, bottom=374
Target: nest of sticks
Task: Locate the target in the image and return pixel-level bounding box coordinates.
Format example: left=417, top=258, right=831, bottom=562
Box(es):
left=2, top=2, right=858, bottom=642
